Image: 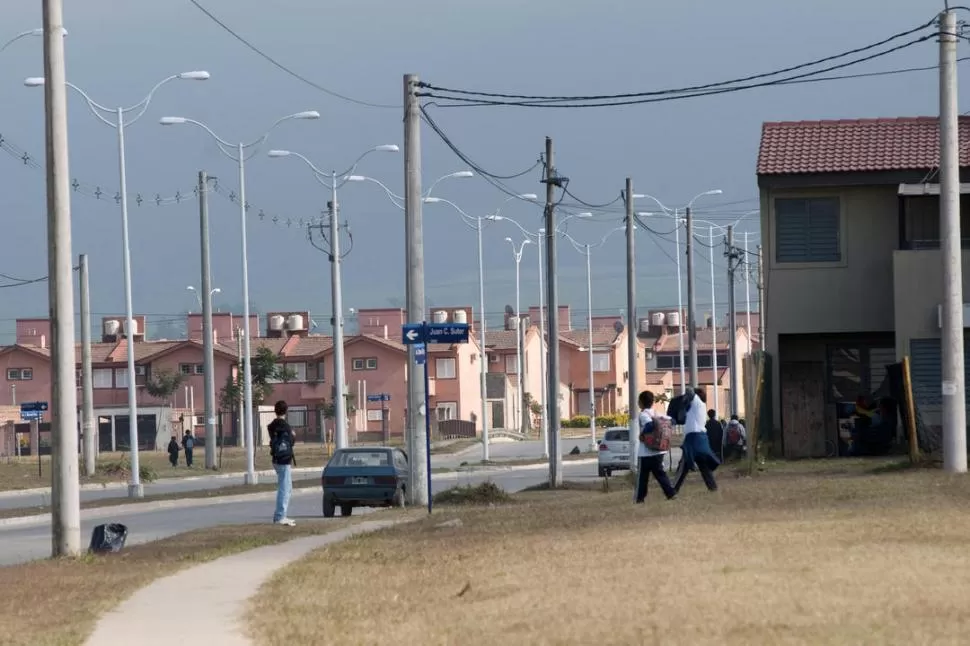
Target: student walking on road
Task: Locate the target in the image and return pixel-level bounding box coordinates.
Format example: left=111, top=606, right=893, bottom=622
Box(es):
left=182, top=431, right=195, bottom=468
left=673, top=387, right=720, bottom=494
left=167, top=435, right=180, bottom=467
left=268, top=400, right=297, bottom=526
left=635, top=391, right=677, bottom=504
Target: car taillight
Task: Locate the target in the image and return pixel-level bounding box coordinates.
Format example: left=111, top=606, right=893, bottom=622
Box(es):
left=374, top=476, right=397, bottom=485
left=323, top=476, right=343, bottom=485
left=599, top=443, right=609, bottom=451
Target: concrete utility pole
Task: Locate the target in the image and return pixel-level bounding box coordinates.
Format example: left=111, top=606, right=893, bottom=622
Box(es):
left=43, top=0, right=81, bottom=557
left=542, top=136, right=563, bottom=487
left=708, top=226, right=719, bottom=414
left=404, top=73, right=429, bottom=505
left=329, top=170, right=348, bottom=450
left=726, top=226, right=739, bottom=416
left=236, top=327, right=244, bottom=443
left=198, top=170, right=217, bottom=469
left=79, top=253, right=95, bottom=476
left=685, top=206, right=698, bottom=388
left=624, top=179, right=639, bottom=489
left=756, top=244, right=764, bottom=346
left=939, top=9, right=967, bottom=473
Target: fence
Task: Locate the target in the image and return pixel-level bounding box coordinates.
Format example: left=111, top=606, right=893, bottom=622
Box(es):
left=741, top=351, right=772, bottom=468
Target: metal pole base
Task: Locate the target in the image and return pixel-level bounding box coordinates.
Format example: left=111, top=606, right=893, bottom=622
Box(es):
left=244, top=473, right=259, bottom=486
left=127, top=483, right=144, bottom=499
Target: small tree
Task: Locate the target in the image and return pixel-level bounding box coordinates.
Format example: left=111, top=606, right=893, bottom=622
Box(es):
left=144, top=369, right=185, bottom=404
left=219, top=347, right=296, bottom=447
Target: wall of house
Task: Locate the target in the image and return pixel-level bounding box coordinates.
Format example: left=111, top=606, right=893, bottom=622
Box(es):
left=762, top=184, right=899, bottom=430
left=0, top=348, right=53, bottom=419
left=346, top=341, right=408, bottom=436
left=455, top=341, right=482, bottom=423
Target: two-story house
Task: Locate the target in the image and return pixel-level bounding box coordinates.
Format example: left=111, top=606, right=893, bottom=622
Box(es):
left=482, top=320, right=543, bottom=433
left=757, top=117, right=963, bottom=457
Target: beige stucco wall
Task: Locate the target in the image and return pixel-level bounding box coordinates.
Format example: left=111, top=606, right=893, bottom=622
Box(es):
left=761, top=184, right=899, bottom=429
left=892, top=248, right=970, bottom=358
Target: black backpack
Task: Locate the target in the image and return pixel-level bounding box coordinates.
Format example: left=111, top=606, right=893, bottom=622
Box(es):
left=666, top=392, right=692, bottom=426
left=270, top=429, right=293, bottom=462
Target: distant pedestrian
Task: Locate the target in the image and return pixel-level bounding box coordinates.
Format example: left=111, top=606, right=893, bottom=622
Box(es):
left=182, top=431, right=195, bottom=468
left=673, top=387, right=720, bottom=494
left=167, top=435, right=180, bottom=467
left=724, top=415, right=747, bottom=461
left=635, top=390, right=677, bottom=504
left=268, top=400, right=296, bottom=526
left=705, top=409, right=724, bottom=459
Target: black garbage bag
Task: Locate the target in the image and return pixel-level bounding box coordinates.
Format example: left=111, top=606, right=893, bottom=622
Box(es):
left=88, top=523, right=129, bottom=554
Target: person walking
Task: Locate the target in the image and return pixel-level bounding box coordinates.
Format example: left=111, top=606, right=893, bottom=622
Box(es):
left=167, top=434, right=180, bottom=468
left=182, top=431, right=195, bottom=468
left=673, top=386, right=720, bottom=494
left=268, top=400, right=297, bottom=526
left=635, top=390, right=677, bottom=503
left=705, top=409, right=724, bottom=459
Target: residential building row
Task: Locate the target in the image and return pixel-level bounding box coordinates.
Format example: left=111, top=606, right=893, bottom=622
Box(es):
left=0, top=303, right=755, bottom=450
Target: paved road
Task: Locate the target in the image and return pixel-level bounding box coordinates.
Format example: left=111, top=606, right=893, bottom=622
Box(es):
left=0, top=462, right=597, bottom=567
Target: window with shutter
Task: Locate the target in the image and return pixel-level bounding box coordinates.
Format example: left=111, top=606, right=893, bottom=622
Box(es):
left=775, top=197, right=841, bottom=263
left=908, top=338, right=970, bottom=407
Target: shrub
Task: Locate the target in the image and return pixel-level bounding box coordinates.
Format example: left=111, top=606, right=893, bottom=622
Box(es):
left=97, top=458, right=157, bottom=483
left=432, top=481, right=511, bottom=505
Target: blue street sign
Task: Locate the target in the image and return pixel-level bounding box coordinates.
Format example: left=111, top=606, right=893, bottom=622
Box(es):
left=367, top=393, right=391, bottom=403
left=20, top=401, right=48, bottom=413
left=414, top=344, right=426, bottom=366
left=402, top=323, right=424, bottom=344
left=20, top=410, right=43, bottom=421
left=426, top=323, right=469, bottom=344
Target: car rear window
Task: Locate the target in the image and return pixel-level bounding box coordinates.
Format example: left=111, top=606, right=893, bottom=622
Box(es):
left=331, top=451, right=391, bottom=467
left=603, top=430, right=628, bottom=441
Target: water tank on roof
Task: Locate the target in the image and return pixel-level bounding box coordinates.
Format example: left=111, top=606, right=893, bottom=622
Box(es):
left=432, top=310, right=448, bottom=324
left=638, top=318, right=651, bottom=333
left=666, top=311, right=681, bottom=328
left=269, top=315, right=285, bottom=331
left=453, top=310, right=467, bottom=324
left=123, top=319, right=139, bottom=336
left=651, top=312, right=665, bottom=327
left=103, top=319, right=121, bottom=336
left=287, top=314, right=305, bottom=331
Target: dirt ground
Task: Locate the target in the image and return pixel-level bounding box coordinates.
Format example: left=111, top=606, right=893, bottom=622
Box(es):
left=248, top=458, right=970, bottom=646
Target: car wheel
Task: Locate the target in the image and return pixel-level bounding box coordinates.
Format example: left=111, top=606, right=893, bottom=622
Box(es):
left=322, top=495, right=336, bottom=518
left=598, top=466, right=607, bottom=478
left=393, top=487, right=406, bottom=509
left=340, top=504, right=353, bottom=517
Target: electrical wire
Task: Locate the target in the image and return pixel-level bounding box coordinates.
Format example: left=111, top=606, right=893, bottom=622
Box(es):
left=0, top=266, right=79, bottom=288
left=561, top=186, right=623, bottom=209
left=186, top=0, right=399, bottom=109
left=418, top=17, right=937, bottom=104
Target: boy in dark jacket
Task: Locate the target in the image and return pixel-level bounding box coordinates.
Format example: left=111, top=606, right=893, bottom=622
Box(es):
left=705, top=409, right=724, bottom=459
left=268, top=400, right=296, bottom=526
left=167, top=435, right=180, bottom=467
left=182, top=431, right=195, bottom=468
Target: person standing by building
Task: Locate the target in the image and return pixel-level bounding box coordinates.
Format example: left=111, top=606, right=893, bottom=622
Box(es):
left=268, top=400, right=297, bottom=526
left=673, top=387, right=720, bottom=493
left=182, top=430, right=195, bottom=468
left=635, top=390, right=677, bottom=503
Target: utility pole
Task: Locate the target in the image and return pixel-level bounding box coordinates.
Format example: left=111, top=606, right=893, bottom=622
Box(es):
left=939, top=9, right=967, bottom=473
left=236, top=327, right=244, bottom=444
left=685, top=206, right=698, bottom=388
left=542, top=136, right=563, bottom=487
left=708, top=226, right=719, bottom=415
left=329, top=170, right=348, bottom=450
left=477, top=218, right=490, bottom=462
left=404, top=73, right=429, bottom=505
left=518, top=316, right=527, bottom=434
left=726, top=226, right=739, bottom=416
left=79, top=253, right=95, bottom=476
left=43, top=0, right=81, bottom=556
left=756, top=244, right=764, bottom=346
left=624, top=179, right=639, bottom=491
left=198, top=170, right=217, bottom=470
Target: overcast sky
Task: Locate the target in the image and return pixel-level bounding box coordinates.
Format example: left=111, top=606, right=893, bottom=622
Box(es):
left=0, top=0, right=953, bottom=341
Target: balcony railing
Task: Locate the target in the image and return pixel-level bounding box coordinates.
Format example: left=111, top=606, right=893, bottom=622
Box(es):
left=906, top=238, right=970, bottom=250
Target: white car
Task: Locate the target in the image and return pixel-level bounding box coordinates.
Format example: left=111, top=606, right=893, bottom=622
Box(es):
left=598, top=427, right=632, bottom=477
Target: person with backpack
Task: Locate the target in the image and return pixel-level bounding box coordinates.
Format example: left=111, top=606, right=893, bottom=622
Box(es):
left=268, top=400, right=296, bottom=526
left=724, top=415, right=747, bottom=460
left=672, top=386, right=720, bottom=494
left=635, top=390, right=677, bottom=504
left=182, top=431, right=195, bottom=468
left=705, top=409, right=724, bottom=459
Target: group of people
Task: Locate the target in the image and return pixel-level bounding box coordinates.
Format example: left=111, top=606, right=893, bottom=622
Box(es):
left=634, top=387, right=726, bottom=504
left=166, top=430, right=197, bottom=468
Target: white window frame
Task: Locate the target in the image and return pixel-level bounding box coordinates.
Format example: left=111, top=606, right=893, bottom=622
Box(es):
left=366, top=408, right=384, bottom=421
left=436, top=401, right=458, bottom=420
left=288, top=406, right=308, bottom=427
left=592, top=352, right=611, bottom=373
left=6, top=368, right=33, bottom=381
left=287, top=362, right=308, bottom=382
left=179, top=363, right=194, bottom=376
left=366, top=357, right=378, bottom=370
left=114, top=368, right=129, bottom=389
left=505, top=355, right=518, bottom=374
left=93, top=368, right=113, bottom=389
left=194, top=364, right=205, bottom=375
left=436, top=357, right=457, bottom=379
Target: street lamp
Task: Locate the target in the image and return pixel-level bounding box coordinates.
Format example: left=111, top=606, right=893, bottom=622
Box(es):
left=186, top=285, right=221, bottom=311
left=562, top=226, right=628, bottom=449
left=504, top=236, right=532, bottom=435
left=343, top=170, right=474, bottom=206
left=160, top=110, right=319, bottom=484
left=25, top=70, right=210, bottom=499
left=1, top=27, right=66, bottom=53
left=423, top=193, right=538, bottom=461
left=267, top=145, right=399, bottom=451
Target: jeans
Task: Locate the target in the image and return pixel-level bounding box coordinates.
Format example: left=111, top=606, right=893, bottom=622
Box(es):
left=673, top=455, right=718, bottom=492
left=184, top=448, right=193, bottom=467
left=273, top=463, right=293, bottom=522
left=636, top=454, right=676, bottom=502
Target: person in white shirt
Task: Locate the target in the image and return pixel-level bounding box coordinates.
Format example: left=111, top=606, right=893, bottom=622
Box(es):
left=635, top=390, right=677, bottom=503
left=672, top=387, right=720, bottom=494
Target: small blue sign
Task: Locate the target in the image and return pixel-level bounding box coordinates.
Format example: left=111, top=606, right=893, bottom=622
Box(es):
left=426, top=323, right=470, bottom=344
left=414, top=343, right=426, bottom=365
left=20, top=401, right=48, bottom=413
left=367, top=393, right=391, bottom=403
left=20, top=410, right=43, bottom=421
left=402, top=323, right=424, bottom=344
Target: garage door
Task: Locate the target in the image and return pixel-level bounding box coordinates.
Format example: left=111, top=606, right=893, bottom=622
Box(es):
left=908, top=338, right=970, bottom=406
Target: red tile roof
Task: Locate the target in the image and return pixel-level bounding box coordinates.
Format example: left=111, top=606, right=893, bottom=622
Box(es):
left=757, top=117, right=970, bottom=176
left=656, top=328, right=731, bottom=352
left=560, top=328, right=621, bottom=349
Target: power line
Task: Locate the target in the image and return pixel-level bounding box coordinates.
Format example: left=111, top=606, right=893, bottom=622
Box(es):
left=186, top=0, right=399, bottom=109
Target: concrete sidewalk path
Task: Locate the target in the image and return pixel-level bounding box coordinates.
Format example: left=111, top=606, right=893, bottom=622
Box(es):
left=83, top=517, right=407, bottom=646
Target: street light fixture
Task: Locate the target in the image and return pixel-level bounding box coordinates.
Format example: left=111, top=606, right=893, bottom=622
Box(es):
left=1, top=27, right=66, bottom=53
left=267, top=145, right=399, bottom=451
left=186, top=285, right=221, bottom=310
left=25, top=70, right=210, bottom=499
left=160, top=110, right=319, bottom=484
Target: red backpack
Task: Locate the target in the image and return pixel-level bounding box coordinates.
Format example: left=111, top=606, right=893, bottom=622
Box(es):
left=642, top=416, right=673, bottom=452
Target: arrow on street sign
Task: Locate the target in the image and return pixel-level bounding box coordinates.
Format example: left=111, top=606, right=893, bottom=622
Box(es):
left=402, top=323, right=424, bottom=344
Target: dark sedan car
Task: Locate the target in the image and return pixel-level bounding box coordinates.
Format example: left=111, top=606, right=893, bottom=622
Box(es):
left=321, top=447, right=409, bottom=517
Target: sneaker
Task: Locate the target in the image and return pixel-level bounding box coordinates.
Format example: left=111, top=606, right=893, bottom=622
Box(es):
left=274, top=518, right=296, bottom=527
